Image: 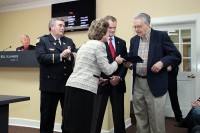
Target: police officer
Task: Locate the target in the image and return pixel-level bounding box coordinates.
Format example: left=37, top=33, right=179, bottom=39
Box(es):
left=35, top=18, right=77, bottom=133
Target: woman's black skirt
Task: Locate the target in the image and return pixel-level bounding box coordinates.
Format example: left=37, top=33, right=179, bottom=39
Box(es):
left=62, top=86, right=95, bottom=133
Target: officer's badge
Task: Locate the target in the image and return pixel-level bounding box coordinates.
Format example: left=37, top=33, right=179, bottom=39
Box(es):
left=63, top=42, right=66, bottom=45
left=49, top=48, right=55, bottom=51
left=54, top=42, right=56, bottom=45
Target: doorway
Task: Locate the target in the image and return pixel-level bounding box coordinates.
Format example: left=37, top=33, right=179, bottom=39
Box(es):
left=151, top=14, right=200, bottom=117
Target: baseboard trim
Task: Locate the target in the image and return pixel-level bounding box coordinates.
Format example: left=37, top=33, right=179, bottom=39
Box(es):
left=9, top=117, right=132, bottom=133
left=100, top=118, right=131, bottom=133
left=9, top=118, right=62, bottom=132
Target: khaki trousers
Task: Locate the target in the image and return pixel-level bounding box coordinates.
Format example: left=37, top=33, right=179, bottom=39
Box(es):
left=132, top=77, right=166, bottom=133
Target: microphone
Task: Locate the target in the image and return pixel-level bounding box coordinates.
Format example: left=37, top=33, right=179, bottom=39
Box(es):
left=3, top=46, right=12, bottom=51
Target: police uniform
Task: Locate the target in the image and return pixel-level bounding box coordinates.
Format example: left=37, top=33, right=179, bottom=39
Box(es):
left=35, top=34, right=76, bottom=133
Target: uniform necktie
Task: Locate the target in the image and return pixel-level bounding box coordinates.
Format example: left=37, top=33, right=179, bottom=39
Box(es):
left=109, top=38, right=115, bottom=60
left=56, top=39, right=63, bottom=49
left=56, top=39, right=60, bottom=45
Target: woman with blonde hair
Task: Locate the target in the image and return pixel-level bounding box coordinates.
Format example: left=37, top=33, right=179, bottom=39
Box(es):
left=62, top=18, right=124, bottom=133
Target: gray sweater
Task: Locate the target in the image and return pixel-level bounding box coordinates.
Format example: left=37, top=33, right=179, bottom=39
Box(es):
left=66, top=40, right=118, bottom=94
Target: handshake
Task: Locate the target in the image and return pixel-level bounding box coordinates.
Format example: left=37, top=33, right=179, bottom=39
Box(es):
left=116, top=55, right=143, bottom=69
left=115, top=55, right=125, bottom=64
left=114, top=55, right=133, bottom=70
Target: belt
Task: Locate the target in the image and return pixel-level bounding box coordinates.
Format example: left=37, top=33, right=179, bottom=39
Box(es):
left=93, top=74, right=100, bottom=78
left=136, top=74, right=147, bottom=78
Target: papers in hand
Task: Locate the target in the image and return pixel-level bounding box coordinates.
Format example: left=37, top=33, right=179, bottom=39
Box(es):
left=123, top=56, right=143, bottom=63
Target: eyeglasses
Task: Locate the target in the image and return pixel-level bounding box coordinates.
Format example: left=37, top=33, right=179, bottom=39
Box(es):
left=132, top=25, right=143, bottom=30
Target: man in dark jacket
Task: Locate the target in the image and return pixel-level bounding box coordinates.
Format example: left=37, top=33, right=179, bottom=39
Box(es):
left=128, top=13, right=181, bottom=133
left=177, top=98, right=200, bottom=133
left=35, top=18, right=76, bottom=133
left=16, top=35, right=35, bottom=51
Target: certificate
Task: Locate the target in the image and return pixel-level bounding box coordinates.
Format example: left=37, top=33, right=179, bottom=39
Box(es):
left=124, top=56, right=143, bottom=63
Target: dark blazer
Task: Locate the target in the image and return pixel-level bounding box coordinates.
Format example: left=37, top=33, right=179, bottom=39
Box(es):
left=98, top=36, right=128, bottom=94
left=16, top=45, right=35, bottom=51
left=35, top=34, right=76, bottom=93
left=129, top=29, right=181, bottom=97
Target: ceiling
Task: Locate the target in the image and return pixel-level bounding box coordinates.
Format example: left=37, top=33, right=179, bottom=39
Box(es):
left=0, top=0, right=70, bottom=12
left=0, top=0, right=36, bottom=8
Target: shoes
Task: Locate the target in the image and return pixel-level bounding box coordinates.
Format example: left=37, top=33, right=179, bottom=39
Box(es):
left=175, top=116, right=183, bottom=122
left=174, top=119, right=187, bottom=128
left=174, top=122, right=183, bottom=127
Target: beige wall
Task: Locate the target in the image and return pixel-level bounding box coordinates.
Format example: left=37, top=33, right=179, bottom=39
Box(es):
left=0, top=0, right=200, bottom=131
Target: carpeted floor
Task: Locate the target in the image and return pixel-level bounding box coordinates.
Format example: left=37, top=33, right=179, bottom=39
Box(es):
left=9, top=117, right=187, bottom=133
left=126, top=117, right=188, bottom=133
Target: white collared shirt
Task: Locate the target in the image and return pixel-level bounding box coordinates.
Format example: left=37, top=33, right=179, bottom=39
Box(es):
left=52, top=34, right=61, bottom=44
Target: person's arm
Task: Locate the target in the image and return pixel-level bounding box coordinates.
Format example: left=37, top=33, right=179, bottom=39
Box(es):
left=191, top=97, right=200, bottom=108
left=96, top=44, right=123, bottom=76
left=124, top=37, right=136, bottom=70
left=160, top=32, right=182, bottom=68
left=151, top=31, right=182, bottom=73
left=110, top=40, right=128, bottom=85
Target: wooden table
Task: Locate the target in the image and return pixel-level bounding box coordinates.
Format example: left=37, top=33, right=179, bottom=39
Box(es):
left=0, top=95, right=30, bottom=133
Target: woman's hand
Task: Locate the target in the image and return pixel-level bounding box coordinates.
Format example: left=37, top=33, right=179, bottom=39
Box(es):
left=115, top=55, right=125, bottom=64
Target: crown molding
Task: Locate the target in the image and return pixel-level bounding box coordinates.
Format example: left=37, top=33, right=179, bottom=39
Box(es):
left=151, top=13, right=200, bottom=25
left=0, top=0, right=73, bottom=13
